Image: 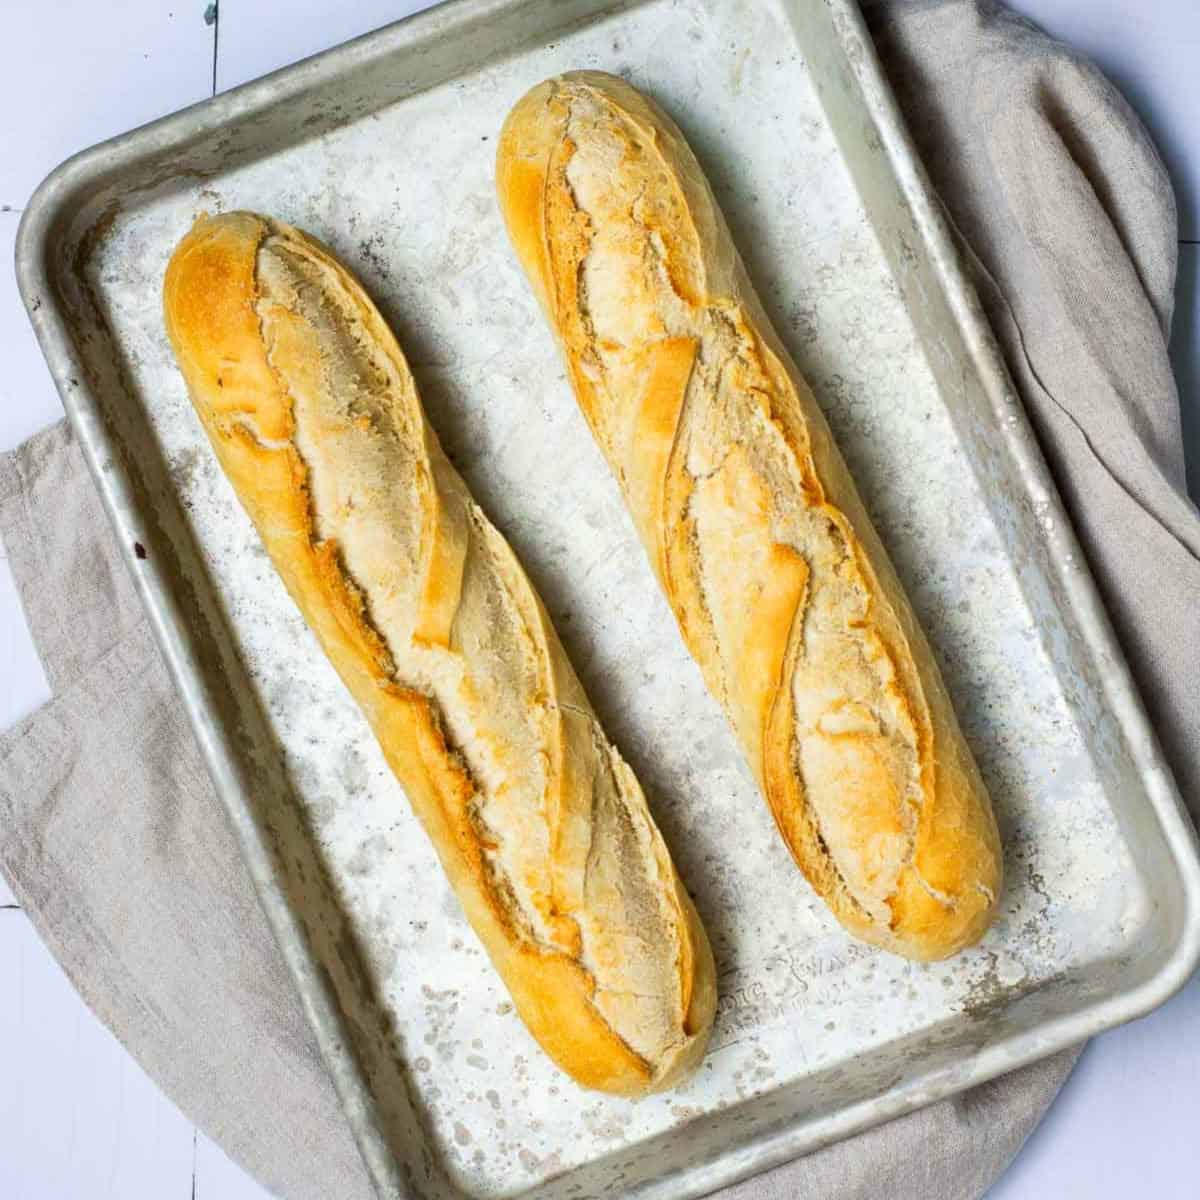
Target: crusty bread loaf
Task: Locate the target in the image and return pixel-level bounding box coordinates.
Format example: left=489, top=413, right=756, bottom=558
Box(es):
left=163, top=211, right=715, bottom=1094
left=497, top=72, right=1002, bottom=961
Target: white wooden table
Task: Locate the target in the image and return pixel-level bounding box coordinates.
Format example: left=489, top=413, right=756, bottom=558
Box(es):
left=1, top=2, right=1197, bottom=1196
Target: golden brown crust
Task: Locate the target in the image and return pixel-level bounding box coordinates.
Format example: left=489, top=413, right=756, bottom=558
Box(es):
left=497, top=72, right=1002, bottom=960
left=163, top=210, right=715, bottom=1093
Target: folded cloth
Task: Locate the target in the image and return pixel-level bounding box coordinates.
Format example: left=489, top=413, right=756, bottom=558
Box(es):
left=2, top=2, right=1196, bottom=1197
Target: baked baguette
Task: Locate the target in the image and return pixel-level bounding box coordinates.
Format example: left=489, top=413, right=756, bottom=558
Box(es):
left=497, top=73, right=1002, bottom=961
left=163, top=211, right=715, bottom=1094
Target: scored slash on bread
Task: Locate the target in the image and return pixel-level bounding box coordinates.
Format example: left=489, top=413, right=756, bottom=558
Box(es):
left=496, top=72, right=1002, bottom=961
left=163, top=211, right=715, bottom=1095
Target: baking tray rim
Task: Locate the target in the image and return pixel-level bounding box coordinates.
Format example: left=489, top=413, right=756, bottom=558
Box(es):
left=13, top=0, right=1200, bottom=1196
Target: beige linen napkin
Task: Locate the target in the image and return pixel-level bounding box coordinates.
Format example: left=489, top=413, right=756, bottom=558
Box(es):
left=2, top=2, right=1196, bottom=1197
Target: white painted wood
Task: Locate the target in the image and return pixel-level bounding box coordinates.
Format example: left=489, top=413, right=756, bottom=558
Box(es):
left=215, top=0, right=438, bottom=91
left=0, top=2, right=214, bottom=455
left=195, top=1129, right=275, bottom=1199
left=0, top=1, right=214, bottom=207
left=988, top=969, right=1200, bottom=1198
left=0, top=912, right=195, bottom=1200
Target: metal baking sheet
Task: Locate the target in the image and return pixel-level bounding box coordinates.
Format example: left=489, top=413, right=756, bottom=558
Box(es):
left=16, top=1, right=1200, bottom=1197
